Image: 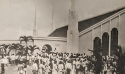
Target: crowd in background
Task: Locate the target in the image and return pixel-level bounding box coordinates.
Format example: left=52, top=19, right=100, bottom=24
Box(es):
left=0, top=48, right=125, bottom=74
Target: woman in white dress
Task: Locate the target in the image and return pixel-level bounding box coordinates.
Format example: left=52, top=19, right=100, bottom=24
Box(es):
left=52, top=61, right=58, bottom=74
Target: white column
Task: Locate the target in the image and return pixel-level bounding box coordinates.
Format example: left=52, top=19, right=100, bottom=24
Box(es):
left=101, top=24, right=102, bottom=43
left=109, top=20, right=111, bottom=56
left=92, top=29, right=93, bottom=50
left=67, top=0, right=79, bottom=53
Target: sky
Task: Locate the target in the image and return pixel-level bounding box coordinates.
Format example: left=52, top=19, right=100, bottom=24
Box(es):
left=0, top=0, right=125, bottom=40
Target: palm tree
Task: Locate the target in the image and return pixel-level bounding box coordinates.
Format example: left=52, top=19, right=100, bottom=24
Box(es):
left=15, top=43, right=25, bottom=56
left=0, top=44, right=10, bottom=55
left=28, top=45, right=39, bottom=55
left=19, top=36, right=33, bottom=45
left=19, top=36, right=34, bottom=56
left=8, top=43, right=19, bottom=55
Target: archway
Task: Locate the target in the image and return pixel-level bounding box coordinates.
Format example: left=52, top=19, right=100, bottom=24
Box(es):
left=111, top=28, right=118, bottom=55
left=42, top=44, right=52, bottom=53
left=102, top=32, right=109, bottom=56
left=93, top=37, right=101, bottom=52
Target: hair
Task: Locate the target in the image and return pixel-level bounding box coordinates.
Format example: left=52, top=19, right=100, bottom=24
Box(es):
left=43, top=62, right=45, bottom=65
left=35, top=60, right=37, bottom=63
left=54, top=61, right=57, bottom=64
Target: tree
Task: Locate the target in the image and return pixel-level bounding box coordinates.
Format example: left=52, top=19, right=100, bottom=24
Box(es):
left=88, top=49, right=103, bottom=74
left=19, top=36, right=34, bottom=56
left=19, top=36, right=33, bottom=45
left=28, top=45, right=39, bottom=55
left=0, top=44, right=10, bottom=55
left=15, top=43, right=25, bottom=56
left=114, top=45, right=125, bottom=74
left=8, top=43, right=19, bottom=55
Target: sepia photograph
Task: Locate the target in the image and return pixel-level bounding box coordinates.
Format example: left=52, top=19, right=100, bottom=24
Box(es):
left=0, top=0, right=125, bottom=74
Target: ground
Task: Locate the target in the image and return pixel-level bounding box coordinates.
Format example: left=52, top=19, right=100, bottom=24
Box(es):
left=5, top=64, right=32, bottom=74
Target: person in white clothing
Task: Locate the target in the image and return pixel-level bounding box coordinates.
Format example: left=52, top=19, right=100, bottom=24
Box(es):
left=4, top=55, right=9, bottom=67
left=1, top=55, right=6, bottom=74
left=52, top=61, right=58, bottom=74
left=65, top=59, right=72, bottom=74
left=11, top=54, right=15, bottom=66
left=32, top=61, right=38, bottom=74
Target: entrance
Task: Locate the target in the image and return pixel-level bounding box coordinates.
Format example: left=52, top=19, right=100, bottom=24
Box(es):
left=42, top=44, right=52, bottom=53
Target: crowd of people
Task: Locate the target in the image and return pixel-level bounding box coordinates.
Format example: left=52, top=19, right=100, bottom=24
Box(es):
left=0, top=46, right=125, bottom=74
left=0, top=50, right=125, bottom=74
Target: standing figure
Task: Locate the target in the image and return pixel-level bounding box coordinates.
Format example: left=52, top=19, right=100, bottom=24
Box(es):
left=65, top=59, right=72, bottom=74
left=58, top=61, right=64, bottom=74
left=71, top=64, right=76, bottom=74
left=11, top=54, right=15, bottom=66
left=38, top=61, right=43, bottom=74
left=1, top=55, right=5, bottom=74
left=45, top=65, right=51, bottom=74
left=52, top=61, right=58, bottom=74
left=23, top=63, right=27, bottom=74
left=32, top=61, right=38, bottom=74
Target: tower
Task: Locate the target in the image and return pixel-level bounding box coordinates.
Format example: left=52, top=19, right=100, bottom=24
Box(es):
left=33, top=5, right=38, bottom=37
left=67, top=0, right=79, bottom=53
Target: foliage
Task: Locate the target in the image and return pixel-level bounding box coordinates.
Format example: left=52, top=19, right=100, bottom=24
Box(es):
left=28, top=45, right=39, bottom=55
left=19, top=35, right=33, bottom=43
left=19, top=35, right=34, bottom=56
left=114, top=45, right=125, bottom=74
left=0, top=44, right=10, bottom=55
left=88, top=48, right=103, bottom=74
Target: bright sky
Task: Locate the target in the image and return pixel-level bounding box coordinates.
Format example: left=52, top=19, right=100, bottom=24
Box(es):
left=0, top=0, right=125, bottom=40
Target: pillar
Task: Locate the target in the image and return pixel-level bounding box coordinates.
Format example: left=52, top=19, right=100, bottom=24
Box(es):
left=109, top=20, right=111, bottom=56
left=67, top=0, right=79, bottom=53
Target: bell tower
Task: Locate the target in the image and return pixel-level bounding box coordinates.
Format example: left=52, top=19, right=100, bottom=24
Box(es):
left=67, top=0, right=79, bottom=53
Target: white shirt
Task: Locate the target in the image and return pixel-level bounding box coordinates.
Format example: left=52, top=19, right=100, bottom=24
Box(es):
left=76, top=61, right=80, bottom=69
left=1, top=58, right=6, bottom=64
left=32, top=63, right=38, bottom=71
left=66, top=62, right=72, bottom=69
left=11, top=55, right=15, bottom=60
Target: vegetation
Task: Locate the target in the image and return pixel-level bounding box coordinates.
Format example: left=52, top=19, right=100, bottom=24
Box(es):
left=28, top=45, right=39, bottom=55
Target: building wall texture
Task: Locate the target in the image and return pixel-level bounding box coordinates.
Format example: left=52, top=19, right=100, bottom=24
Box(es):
left=79, top=10, right=125, bottom=55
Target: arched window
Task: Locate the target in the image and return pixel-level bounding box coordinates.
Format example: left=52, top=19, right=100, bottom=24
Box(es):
left=93, top=37, right=101, bottom=52
left=42, top=44, right=52, bottom=53
left=111, top=28, right=118, bottom=55
left=102, top=32, right=109, bottom=56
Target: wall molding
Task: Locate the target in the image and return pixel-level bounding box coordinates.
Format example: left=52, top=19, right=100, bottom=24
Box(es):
left=79, top=8, right=125, bottom=37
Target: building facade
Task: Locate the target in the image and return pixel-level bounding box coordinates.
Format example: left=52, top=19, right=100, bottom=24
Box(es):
left=0, top=6, right=125, bottom=56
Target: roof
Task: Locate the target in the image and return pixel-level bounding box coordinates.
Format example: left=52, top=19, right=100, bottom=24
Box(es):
left=48, top=6, right=125, bottom=37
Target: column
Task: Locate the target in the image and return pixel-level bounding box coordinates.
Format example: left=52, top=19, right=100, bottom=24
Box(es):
left=108, top=20, right=111, bottom=56
left=67, top=0, right=79, bottom=53
left=91, top=29, right=94, bottom=50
